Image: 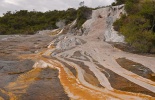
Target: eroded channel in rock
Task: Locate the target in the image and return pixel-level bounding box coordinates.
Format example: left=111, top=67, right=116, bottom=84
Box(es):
left=96, top=63, right=155, bottom=97
left=116, top=58, right=155, bottom=82
left=1, top=4, right=155, bottom=100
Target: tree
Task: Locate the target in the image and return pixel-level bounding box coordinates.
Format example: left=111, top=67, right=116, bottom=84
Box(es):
left=113, top=0, right=139, bottom=6
left=115, top=0, right=126, bottom=5
left=139, top=0, right=155, bottom=32
left=0, top=8, right=78, bottom=35
left=113, top=0, right=155, bottom=53
left=76, top=6, right=92, bottom=28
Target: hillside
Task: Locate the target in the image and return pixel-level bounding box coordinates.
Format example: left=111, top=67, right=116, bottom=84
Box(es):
left=0, top=7, right=92, bottom=35
left=0, top=3, right=155, bottom=100
left=113, top=0, right=155, bottom=53
left=0, top=0, right=155, bottom=100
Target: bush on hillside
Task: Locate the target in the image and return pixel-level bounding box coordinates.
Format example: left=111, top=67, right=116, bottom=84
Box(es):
left=0, top=8, right=77, bottom=35
left=0, top=6, right=93, bottom=35
left=113, top=0, right=155, bottom=53
left=76, top=6, right=92, bottom=29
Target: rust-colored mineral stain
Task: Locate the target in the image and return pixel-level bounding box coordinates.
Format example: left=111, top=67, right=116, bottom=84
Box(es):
left=18, top=46, right=155, bottom=99
left=46, top=58, right=155, bottom=100
left=5, top=68, right=42, bottom=99
left=41, top=59, right=111, bottom=100
left=128, top=74, right=155, bottom=86
left=19, top=46, right=55, bottom=60
left=113, top=90, right=154, bottom=99
left=84, top=72, right=103, bottom=87
left=0, top=89, right=17, bottom=100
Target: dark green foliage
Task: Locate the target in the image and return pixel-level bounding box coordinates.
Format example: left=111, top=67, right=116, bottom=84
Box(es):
left=115, top=0, right=126, bottom=5
left=113, top=0, right=155, bottom=53
left=0, top=7, right=93, bottom=35
left=76, top=6, right=92, bottom=29
left=113, top=14, right=126, bottom=31
left=112, top=0, right=126, bottom=6
left=112, top=0, right=139, bottom=6
left=125, top=0, right=140, bottom=14
left=0, top=8, right=77, bottom=35
left=139, top=0, right=155, bottom=32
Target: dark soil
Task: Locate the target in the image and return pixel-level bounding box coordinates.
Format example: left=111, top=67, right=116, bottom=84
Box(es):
left=54, top=58, right=77, bottom=77
left=65, top=58, right=104, bottom=88
left=71, top=51, right=90, bottom=61
left=96, top=64, right=155, bottom=97
left=21, top=68, right=69, bottom=100
left=110, top=42, right=155, bottom=57
left=116, top=58, right=155, bottom=82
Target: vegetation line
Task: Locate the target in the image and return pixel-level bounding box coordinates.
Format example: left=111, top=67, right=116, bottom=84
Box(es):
left=0, top=7, right=92, bottom=35
left=113, top=0, right=155, bottom=53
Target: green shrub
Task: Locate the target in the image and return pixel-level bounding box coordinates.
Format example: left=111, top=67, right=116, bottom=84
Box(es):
left=76, top=7, right=92, bottom=29
left=113, top=0, right=155, bottom=53
left=0, top=8, right=77, bottom=35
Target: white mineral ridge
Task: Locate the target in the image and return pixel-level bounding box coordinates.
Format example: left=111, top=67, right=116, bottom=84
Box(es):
left=56, top=37, right=83, bottom=50
left=82, top=4, right=125, bottom=43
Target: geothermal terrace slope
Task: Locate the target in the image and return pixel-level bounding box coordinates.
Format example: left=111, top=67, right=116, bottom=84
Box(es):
left=0, top=5, right=155, bottom=100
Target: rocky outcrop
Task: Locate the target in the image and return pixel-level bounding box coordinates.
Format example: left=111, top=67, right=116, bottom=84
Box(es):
left=46, top=4, right=155, bottom=100
left=83, top=4, right=125, bottom=42
left=1, top=4, right=155, bottom=100
left=56, top=37, right=85, bottom=50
